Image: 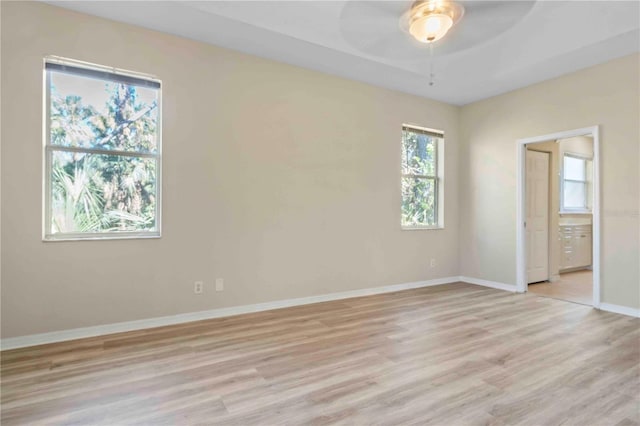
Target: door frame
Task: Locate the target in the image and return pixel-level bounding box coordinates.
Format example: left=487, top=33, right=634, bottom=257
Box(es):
left=516, top=126, right=600, bottom=307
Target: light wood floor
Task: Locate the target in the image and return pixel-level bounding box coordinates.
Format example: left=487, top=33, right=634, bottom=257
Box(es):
left=528, top=270, right=593, bottom=305
left=1, top=282, right=639, bottom=425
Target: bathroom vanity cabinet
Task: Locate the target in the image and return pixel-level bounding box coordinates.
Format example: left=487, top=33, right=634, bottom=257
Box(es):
left=559, top=224, right=592, bottom=271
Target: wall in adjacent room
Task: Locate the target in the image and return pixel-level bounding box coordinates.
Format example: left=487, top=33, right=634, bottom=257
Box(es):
left=460, top=53, right=640, bottom=309
left=0, top=1, right=461, bottom=338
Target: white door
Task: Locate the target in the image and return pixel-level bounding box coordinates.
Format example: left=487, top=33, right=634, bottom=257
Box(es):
left=526, top=149, right=550, bottom=284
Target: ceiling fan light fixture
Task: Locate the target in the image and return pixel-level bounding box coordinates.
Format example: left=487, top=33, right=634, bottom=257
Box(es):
left=403, top=0, right=464, bottom=43
left=410, top=13, right=453, bottom=43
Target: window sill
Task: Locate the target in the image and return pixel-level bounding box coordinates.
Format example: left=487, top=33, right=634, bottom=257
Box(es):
left=43, top=233, right=161, bottom=242
left=559, top=211, right=592, bottom=215
left=401, top=226, right=445, bottom=231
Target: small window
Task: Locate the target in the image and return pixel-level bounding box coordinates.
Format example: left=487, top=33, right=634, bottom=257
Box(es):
left=401, top=125, right=444, bottom=229
left=561, top=153, right=592, bottom=212
left=44, top=58, right=161, bottom=240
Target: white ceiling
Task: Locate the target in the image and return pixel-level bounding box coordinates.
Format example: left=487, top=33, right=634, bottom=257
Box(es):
left=45, top=1, right=640, bottom=105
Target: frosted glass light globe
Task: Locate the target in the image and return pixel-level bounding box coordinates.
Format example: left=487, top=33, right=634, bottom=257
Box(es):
left=410, top=13, right=454, bottom=43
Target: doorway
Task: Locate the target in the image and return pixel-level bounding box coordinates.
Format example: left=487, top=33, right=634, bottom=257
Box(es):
left=516, top=126, right=600, bottom=307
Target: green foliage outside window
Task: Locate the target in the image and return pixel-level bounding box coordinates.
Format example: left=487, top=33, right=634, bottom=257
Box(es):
left=47, top=68, right=159, bottom=236
left=401, top=128, right=439, bottom=227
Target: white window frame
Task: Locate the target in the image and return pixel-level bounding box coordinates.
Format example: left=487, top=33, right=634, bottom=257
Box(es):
left=400, top=124, right=445, bottom=230
left=560, top=152, right=592, bottom=214
left=43, top=56, right=162, bottom=241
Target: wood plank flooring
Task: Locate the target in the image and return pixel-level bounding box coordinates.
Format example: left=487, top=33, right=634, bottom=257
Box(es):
left=528, top=270, right=593, bottom=306
left=1, top=282, right=639, bottom=425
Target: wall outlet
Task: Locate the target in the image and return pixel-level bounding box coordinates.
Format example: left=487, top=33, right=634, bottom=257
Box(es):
left=215, top=278, right=224, bottom=292
left=430, top=258, right=437, bottom=268
left=194, top=281, right=204, bottom=294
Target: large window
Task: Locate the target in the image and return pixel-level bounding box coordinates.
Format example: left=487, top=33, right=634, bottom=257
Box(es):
left=401, top=125, right=444, bottom=229
left=561, top=153, right=592, bottom=212
left=44, top=58, right=161, bottom=240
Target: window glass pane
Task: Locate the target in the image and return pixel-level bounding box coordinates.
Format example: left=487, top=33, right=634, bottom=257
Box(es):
left=49, top=71, right=159, bottom=153
left=402, top=130, right=436, bottom=176
left=50, top=151, right=157, bottom=234
left=401, top=177, right=436, bottom=227
left=563, top=155, right=585, bottom=181
left=563, top=181, right=586, bottom=209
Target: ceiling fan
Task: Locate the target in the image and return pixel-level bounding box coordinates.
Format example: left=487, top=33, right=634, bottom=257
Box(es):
left=339, top=1, right=536, bottom=60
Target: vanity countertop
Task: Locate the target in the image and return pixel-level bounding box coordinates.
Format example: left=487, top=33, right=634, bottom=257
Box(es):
left=559, top=217, right=592, bottom=226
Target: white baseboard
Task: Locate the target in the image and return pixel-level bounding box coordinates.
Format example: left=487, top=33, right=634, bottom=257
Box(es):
left=458, top=276, right=518, bottom=292
left=599, top=303, right=640, bottom=318
left=1, top=276, right=459, bottom=351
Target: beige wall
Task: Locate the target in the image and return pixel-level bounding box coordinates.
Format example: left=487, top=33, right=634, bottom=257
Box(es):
left=0, top=2, right=461, bottom=338
left=558, top=136, right=594, bottom=158
left=460, top=54, right=640, bottom=309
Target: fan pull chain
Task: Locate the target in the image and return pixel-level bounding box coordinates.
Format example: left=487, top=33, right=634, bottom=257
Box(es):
left=429, top=43, right=435, bottom=86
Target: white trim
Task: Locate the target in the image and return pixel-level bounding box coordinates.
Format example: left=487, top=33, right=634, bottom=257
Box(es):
left=402, top=123, right=444, bottom=136
left=558, top=211, right=592, bottom=215
left=599, top=303, right=640, bottom=318
left=401, top=226, right=445, bottom=231
left=45, top=55, right=160, bottom=83
left=458, top=276, right=518, bottom=292
left=1, top=276, right=459, bottom=350
left=2, top=274, right=632, bottom=350
left=516, top=126, right=601, bottom=308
